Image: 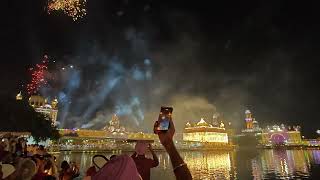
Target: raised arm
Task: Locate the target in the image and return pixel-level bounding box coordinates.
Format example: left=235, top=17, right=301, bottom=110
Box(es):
left=154, top=118, right=192, bottom=180
left=148, top=144, right=159, bottom=167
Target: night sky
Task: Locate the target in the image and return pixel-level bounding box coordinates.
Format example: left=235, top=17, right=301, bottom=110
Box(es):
left=2, top=0, right=320, bottom=137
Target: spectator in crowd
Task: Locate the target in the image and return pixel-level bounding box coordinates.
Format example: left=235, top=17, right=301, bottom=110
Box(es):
left=42, top=156, right=59, bottom=179
left=85, top=154, right=142, bottom=180
left=13, top=158, right=37, bottom=180
left=32, top=154, right=47, bottom=180
left=9, top=139, right=16, bottom=157
left=15, top=138, right=23, bottom=157
left=0, top=162, right=15, bottom=180
left=131, top=142, right=159, bottom=180
left=35, top=145, right=47, bottom=156
left=0, top=143, right=10, bottom=163
left=59, top=161, right=79, bottom=180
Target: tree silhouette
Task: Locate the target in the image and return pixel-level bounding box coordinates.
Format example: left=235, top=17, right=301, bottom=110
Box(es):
left=0, top=94, right=60, bottom=142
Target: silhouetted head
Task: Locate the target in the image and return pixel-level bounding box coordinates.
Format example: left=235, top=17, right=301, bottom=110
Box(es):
left=39, top=145, right=45, bottom=150
left=15, top=159, right=37, bottom=180
left=61, top=161, right=70, bottom=171
left=135, top=142, right=148, bottom=155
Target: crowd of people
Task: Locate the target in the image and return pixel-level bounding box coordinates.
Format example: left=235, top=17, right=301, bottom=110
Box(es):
left=1, top=118, right=192, bottom=180
left=0, top=138, right=80, bottom=180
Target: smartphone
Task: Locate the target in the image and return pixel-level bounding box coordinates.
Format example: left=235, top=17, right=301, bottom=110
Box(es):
left=155, top=106, right=173, bottom=133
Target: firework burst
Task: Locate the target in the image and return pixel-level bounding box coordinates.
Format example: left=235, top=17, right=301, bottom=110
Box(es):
left=26, top=55, right=49, bottom=95
left=47, top=0, right=87, bottom=21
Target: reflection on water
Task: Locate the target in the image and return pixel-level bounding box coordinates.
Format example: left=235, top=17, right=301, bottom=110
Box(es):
left=57, top=149, right=320, bottom=180
left=183, top=152, right=232, bottom=179
left=258, top=150, right=310, bottom=179
left=307, top=150, right=320, bottom=165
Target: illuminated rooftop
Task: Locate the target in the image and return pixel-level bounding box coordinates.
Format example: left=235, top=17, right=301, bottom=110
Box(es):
left=184, top=118, right=226, bottom=133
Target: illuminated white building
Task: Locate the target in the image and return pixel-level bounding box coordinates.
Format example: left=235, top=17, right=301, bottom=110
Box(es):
left=27, top=95, right=58, bottom=125
left=183, top=118, right=229, bottom=144
left=260, top=124, right=302, bottom=145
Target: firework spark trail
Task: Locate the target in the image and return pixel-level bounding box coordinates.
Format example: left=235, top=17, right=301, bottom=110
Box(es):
left=47, top=0, right=87, bottom=21
left=26, top=55, right=49, bottom=95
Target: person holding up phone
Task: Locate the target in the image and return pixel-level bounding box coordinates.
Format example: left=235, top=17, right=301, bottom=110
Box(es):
left=154, top=107, right=192, bottom=180
left=131, top=142, right=159, bottom=180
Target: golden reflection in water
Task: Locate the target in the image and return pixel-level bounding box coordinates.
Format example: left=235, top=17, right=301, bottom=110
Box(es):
left=183, top=152, right=232, bottom=180
left=58, top=152, right=95, bottom=173
left=260, top=150, right=310, bottom=178
left=56, top=149, right=320, bottom=180
left=251, top=159, right=263, bottom=180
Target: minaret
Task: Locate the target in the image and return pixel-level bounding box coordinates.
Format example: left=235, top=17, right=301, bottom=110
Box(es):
left=16, top=91, right=23, bottom=100
left=50, top=97, right=59, bottom=126
left=245, top=110, right=253, bottom=129
left=51, top=97, right=58, bottom=109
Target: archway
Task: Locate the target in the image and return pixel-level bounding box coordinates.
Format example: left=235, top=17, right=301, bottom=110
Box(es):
left=270, top=133, right=286, bottom=145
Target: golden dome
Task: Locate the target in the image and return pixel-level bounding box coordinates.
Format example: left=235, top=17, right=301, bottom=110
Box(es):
left=196, top=118, right=210, bottom=127
left=16, top=91, right=23, bottom=100
left=28, top=95, right=46, bottom=107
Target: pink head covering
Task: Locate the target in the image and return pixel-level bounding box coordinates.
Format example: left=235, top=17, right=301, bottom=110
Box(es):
left=135, top=141, right=148, bottom=155
left=92, top=155, right=141, bottom=180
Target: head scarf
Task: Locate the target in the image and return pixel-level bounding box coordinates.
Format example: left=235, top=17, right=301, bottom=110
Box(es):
left=135, top=142, right=148, bottom=155
left=1, top=163, right=15, bottom=179
left=92, top=155, right=141, bottom=180
left=92, top=155, right=108, bottom=169
left=15, top=159, right=37, bottom=180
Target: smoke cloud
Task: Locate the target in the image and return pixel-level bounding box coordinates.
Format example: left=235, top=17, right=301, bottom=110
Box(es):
left=38, top=7, right=298, bottom=133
